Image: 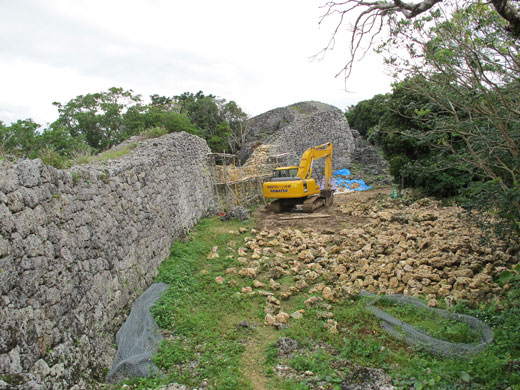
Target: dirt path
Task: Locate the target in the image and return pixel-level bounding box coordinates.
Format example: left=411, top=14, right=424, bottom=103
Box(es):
left=240, top=325, right=278, bottom=390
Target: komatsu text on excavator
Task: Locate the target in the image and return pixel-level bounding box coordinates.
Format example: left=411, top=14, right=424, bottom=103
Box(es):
left=262, top=142, right=333, bottom=213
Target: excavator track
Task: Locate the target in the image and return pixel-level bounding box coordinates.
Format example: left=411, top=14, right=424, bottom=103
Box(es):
left=267, top=199, right=283, bottom=213
left=268, top=198, right=299, bottom=213
left=302, top=190, right=334, bottom=213
left=302, top=195, right=325, bottom=213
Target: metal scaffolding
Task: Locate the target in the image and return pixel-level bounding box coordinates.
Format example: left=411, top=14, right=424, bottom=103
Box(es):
left=207, top=145, right=290, bottom=211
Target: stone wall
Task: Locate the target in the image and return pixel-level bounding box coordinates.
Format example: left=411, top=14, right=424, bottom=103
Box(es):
left=0, top=132, right=216, bottom=389
left=350, top=129, right=391, bottom=185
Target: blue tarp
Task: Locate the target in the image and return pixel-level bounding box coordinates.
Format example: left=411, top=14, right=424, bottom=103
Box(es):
left=334, top=178, right=372, bottom=191
left=332, top=169, right=372, bottom=191
left=333, top=168, right=351, bottom=176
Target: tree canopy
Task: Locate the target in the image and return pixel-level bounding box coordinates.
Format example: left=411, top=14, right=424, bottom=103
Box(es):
left=1, top=88, right=249, bottom=167
left=344, top=2, right=519, bottom=231
left=52, top=87, right=144, bottom=151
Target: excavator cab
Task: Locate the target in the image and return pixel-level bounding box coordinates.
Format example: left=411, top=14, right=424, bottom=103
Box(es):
left=271, top=166, right=299, bottom=181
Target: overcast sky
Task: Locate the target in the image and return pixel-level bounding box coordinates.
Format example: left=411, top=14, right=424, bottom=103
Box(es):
left=0, top=0, right=393, bottom=127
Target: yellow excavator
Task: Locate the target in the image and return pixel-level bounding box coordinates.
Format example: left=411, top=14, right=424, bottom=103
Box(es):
left=262, top=142, right=333, bottom=213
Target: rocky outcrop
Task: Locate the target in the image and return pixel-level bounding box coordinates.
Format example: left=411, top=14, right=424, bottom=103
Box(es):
left=240, top=101, right=390, bottom=183
left=350, top=129, right=391, bottom=185
left=0, top=132, right=215, bottom=389
left=240, top=101, right=354, bottom=171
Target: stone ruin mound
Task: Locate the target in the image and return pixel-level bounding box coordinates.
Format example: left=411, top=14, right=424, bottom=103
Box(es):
left=238, top=101, right=390, bottom=185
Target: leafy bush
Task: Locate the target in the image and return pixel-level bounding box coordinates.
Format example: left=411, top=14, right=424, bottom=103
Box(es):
left=139, top=126, right=168, bottom=139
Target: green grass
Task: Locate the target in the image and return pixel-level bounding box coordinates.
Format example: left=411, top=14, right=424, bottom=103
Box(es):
left=77, top=143, right=138, bottom=165
left=152, top=218, right=259, bottom=389
left=139, top=126, right=168, bottom=139
left=3, top=143, right=139, bottom=169
left=374, top=297, right=480, bottom=344
left=263, top=291, right=520, bottom=390
left=45, top=143, right=139, bottom=169
left=111, top=216, right=266, bottom=390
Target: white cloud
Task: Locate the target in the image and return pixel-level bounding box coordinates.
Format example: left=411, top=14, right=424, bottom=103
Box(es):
left=0, top=0, right=393, bottom=126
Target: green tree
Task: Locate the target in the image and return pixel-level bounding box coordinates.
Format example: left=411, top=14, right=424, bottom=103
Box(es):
left=174, top=91, right=249, bottom=153
left=318, top=0, right=520, bottom=78
left=364, top=78, right=476, bottom=196
left=209, top=121, right=232, bottom=152
left=3, top=88, right=250, bottom=166
left=386, top=4, right=519, bottom=226
left=39, top=126, right=91, bottom=158
left=345, top=94, right=389, bottom=137
left=175, top=91, right=221, bottom=135
left=52, top=87, right=144, bottom=151
left=321, top=0, right=519, bottom=230
left=220, top=100, right=249, bottom=153
left=141, top=95, right=201, bottom=136
left=0, top=119, right=42, bottom=158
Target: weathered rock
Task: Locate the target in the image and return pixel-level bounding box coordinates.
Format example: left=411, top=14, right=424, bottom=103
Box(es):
left=295, top=280, right=309, bottom=291
left=266, top=296, right=281, bottom=307
left=342, top=366, right=396, bottom=390
left=253, top=193, right=515, bottom=308
left=276, top=337, right=299, bottom=356
left=269, top=279, right=282, bottom=291
left=378, top=212, right=393, bottom=222
left=221, top=206, right=249, bottom=221
left=324, top=319, right=339, bottom=334
left=322, top=287, right=335, bottom=301
left=304, top=296, right=322, bottom=307
left=280, top=292, right=292, bottom=300
left=275, top=312, right=290, bottom=324
left=239, top=268, right=257, bottom=278
left=291, top=310, right=305, bottom=319
left=239, top=101, right=390, bottom=182
left=265, top=314, right=276, bottom=326
left=253, top=280, right=265, bottom=288
left=206, top=246, right=219, bottom=260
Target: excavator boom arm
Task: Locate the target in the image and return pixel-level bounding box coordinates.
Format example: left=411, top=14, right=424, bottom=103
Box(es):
left=296, top=142, right=333, bottom=188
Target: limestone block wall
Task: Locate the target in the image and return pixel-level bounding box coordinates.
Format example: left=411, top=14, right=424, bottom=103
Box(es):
left=0, top=132, right=216, bottom=389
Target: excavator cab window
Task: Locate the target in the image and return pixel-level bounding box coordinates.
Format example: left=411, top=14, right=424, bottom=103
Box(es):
left=273, top=168, right=298, bottom=179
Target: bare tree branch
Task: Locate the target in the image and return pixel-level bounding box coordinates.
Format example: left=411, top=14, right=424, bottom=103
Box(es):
left=318, top=0, right=520, bottom=81
left=393, top=0, right=444, bottom=17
